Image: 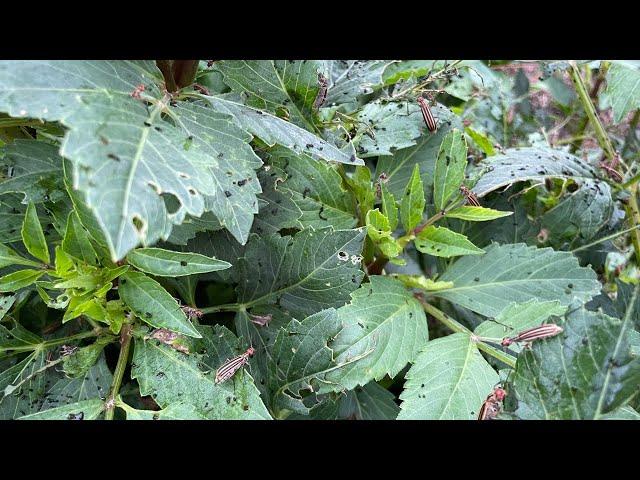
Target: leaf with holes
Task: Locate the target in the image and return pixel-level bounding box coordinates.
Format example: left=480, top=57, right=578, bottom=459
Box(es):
left=506, top=306, right=640, bottom=419
left=131, top=324, right=270, bottom=420
left=433, top=129, right=467, bottom=211
left=118, top=271, right=201, bottom=338
left=237, top=228, right=366, bottom=319
left=432, top=243, right=601, bottom=317
left=325, top=276, right=429, bottom=390
left=324, top=60, right=392, bottom=106
left=126, top=247, right=231, bottom=277
left=398, top=333, right=499, bottom=420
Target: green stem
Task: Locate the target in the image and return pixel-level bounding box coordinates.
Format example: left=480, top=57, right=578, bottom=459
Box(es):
left=569, top=61, right=616, bottom=161
left=200, top=303, right=244, bottom=314
left=104, top=324, right=132, bottom=420
left=627, top=187, right=640, bottom=265
left=571, top=224, right=640, bottom=253
left=0, top=328, right=103, bottom=354
left=418, top=298, right=517, bottom=368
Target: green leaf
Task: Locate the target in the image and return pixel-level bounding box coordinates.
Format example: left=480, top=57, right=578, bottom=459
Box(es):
left=132, top=324, right=271, bottom=419
left=605, top=61, right=640, bottom=123
left=62, top=336, right=113, bottom=378
left=380, top=183, right=398, bottom=231
left=414, top=226, right=484, bottom=258
left=326, top=276, right=429, bottom=390
left=268, top=308, right=348, bottom=416
left=118, top=271, right=201, bottom=338
left=433, top=243, right=601, bottom=317
left=507, top=306, right=640, bottom=419
left=446, top=206, right=513, bottom=222
left=206, top=95, right=363, bottom=165
left=119, top=401, right=206, bottom=420
left=251, top=168, right=302, bottom=235
left=18, top=399, right=104, bottom=420
left=0, top=295, right=15, bottom=321
left=168, top=102, right=263, bottom=244
left=237, top=228, right=366, bottom=318
left=269, top=148, right=357, bottom=230
left=600, top=405, right=640, bottom=420
left=62, top=211, right=98, bottom=266
left=400, top=164, right=425, bottom=232
left=398, top=333, right=499, bottom=420
left=474, top=300, right=567, bottom=351
left=472, top=147, right=603, bottom=198
left=433, top=129, right=467, bottom=211
left=376, top=104, right=461, bottom=199
left=126, top=247, right=231, bottom=277
left=0, top=139, right=65, bottom=204
left=304, top=381, right=400, bottom=420
left=541, top=179, right=613, bottom=244
left=365, top=209, right=402, bottom=258
left=21, top=202, right=49, bottom=264
left=215, top=60, right=322, bottom=130
left=383, top=60, right=445, bottom=85
left=325, top=60, right=392, bottom=106
left=354, top=100, right=424, bottom=158
left=464, top=126, right=496, bottom=156
left=0, top=243, right=41, bottom=269
left=0, top=269, right=45, bottom=292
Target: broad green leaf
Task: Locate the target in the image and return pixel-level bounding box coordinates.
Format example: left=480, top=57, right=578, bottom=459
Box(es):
left=380, top=183, right=398, bottom=231
left=326, top=276, right=429, bottom=390
left=132, top=324, right=271, bottom=419
left=21, top=202, right=49, bottom=264
left=541, top=179, right=613, bottom=244
left=119, top=401, right=206, bottom=420
left=269, top=148, right=357, bottom=230
left=355, top=100, right=424, bottom=158
left=400, top=164, right=425, bottom=232
left=472, top=147, right=603, bottom=198
left=600, top=406, right=640, bottom=420
left=605, top=61, right=640, bottom=123
left=168, top=102, right=263, bottom=244
left=464, top=126, right=496, bottom=156
left=0, top=61, right=265, bottom=259
left=126, top=247, right=231, bottom=277
left=433, top=243, right=601, bottom=317
left=237, top=228, right=365, bottom=318
left=415, top=226, right=484, bottom=258
left=0, top=243, right=41, bottom=269
left=62, top=211, right=98, bottom=266
left=18, top=399, right=104, bottom=420
left=304, top=381, right=400, bottom=420
left=178, top=229, right=244, bottom=284
left=0, top=194, right=32, bottom=243
left=62, top=336, right=114, bottom=378
left=0, top=139, right=65, bottom=203
left=398, top=333, right=499, bottom=420
left=433, top=129, right=467, bottom=210
left=446, top=206, right=513, bottom=222
left=216, top=60, right=322, bottom=129
left=268, top=308, right=352, bottom=417
left=507, top=306, right=640, bottom=419
left=376, top=104, right=461, bottom=199
left=118, top=271, right=201, bottom=338
left=474, top=300, right=567, bottom=350
left=206, top=95, right=363, bottom=165
left=383, top=60, right=446, bottom=85
left=614, top=281, right=640, bottom=330
left=251, top=168, right=302, bottom=235
left=0, top=269, right=45, bottom=292
left=391, top=274, right=454, bottom=292
left=325, top=60, right=392, bottom=106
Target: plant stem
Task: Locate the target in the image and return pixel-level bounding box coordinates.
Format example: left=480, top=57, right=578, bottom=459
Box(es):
left=0, top=328, right=103, bottom=354
left=417, top=296, right=517, bottom=368
left=200, top=303, right=244, bottom=314
left=104, top=324, right=132, bottom=420
left=571, top=224, right=640, bottom=253
left=569, top=61, right=616, bottom=161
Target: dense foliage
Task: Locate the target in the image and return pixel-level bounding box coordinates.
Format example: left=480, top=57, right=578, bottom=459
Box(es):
left=0, top=60, right=639, bottom=420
